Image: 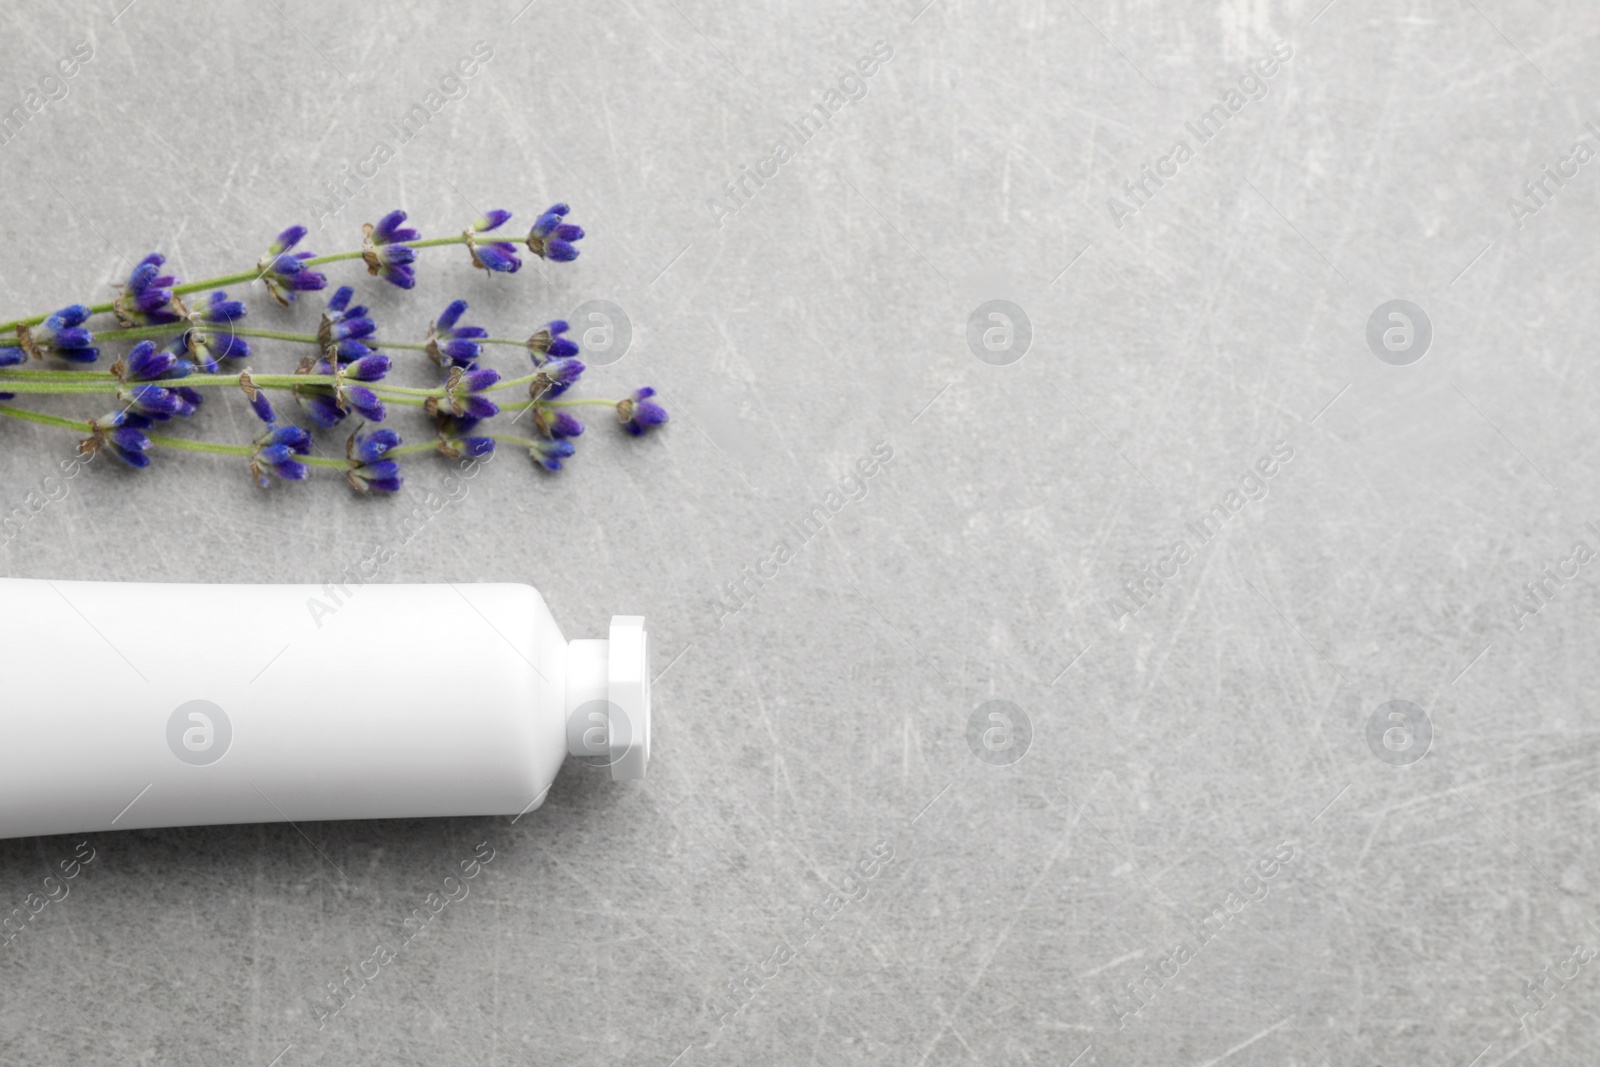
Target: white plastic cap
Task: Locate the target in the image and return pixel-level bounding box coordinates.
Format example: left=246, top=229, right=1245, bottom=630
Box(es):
left=564, top=616, right=650, bottom=780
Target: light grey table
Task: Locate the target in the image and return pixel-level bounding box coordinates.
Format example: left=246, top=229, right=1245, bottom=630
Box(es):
left=1, top=1, right=1595, bottom=1064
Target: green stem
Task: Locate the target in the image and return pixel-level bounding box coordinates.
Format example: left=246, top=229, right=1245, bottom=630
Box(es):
left=370, top=235, right=474, bottom=254
left=301, top=249, right=367, bottom=266
left=370, top=337, right=529, bottom=350
left=94, top=325, right=326, bottom=346
left=499, top=397, right=621, bottom=415
left=141, top=434, right=251, bottom=457
left=485, top=433, right=542, bottom=449
left=0, top=371, right=446, bottom=399
left=0, top=379, right=130, bottom=396
left=0, top=367, right=114, bottom=378
left=0, top=233, right=485, bottom=332
left=385, top=441, right=441, bottom=458
left=141, top=432, right=348, bottom=469
left=228, top=328, right=324, bottom=345
left=92, top=326, right=533, bottom=356
left=90, top=326, right=170, bottom=343
left=482, top=372, right=543, bottom=394
left=0, top=404, right=91, bottom=432
left=0, top=403, right=348, bottom=473
left=93, top=326, right=463, bottom=364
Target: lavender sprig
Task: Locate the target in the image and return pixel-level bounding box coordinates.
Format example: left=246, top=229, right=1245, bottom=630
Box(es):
left=0, top=206, right=662, bottom=494
left=0, top=204, right=586, bottom=332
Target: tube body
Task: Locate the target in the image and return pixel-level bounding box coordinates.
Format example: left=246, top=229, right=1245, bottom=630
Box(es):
left=0, top=578, right=569, bottom=840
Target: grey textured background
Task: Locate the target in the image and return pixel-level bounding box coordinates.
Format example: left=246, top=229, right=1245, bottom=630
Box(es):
left=1, top=0, right=1597, bottom=1064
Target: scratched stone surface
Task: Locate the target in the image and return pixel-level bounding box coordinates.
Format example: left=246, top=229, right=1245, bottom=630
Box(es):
left=0, top=0, right=1597, bottom=1064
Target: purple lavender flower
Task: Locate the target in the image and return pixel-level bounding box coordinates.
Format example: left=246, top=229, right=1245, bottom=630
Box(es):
left=427, top=365, right=500, bottom=421
left=251, top=424, right=311, bottom=487
left=297, top=377, right=344, bottom=428
left=0, top=344, right=24, bottom=394
left=188, top=327, right=251, bottom=373
left=176, top=291, right=250, bottom=369
left=120, top=384, right=194, bottom=421
left=618, top=386, right=667, bottom=435
left=116, top=339, right=193, bottom=383
left=192, top=290, right=246, bottom=324
left=456, top=368, right=501, bottom=419
left=532, top=357, right=585, bottom=400
left=318, top=286, right=378, bottom=357
left=295, top=353, right=390, bottom=427
left=259, top=225, right=327, bottom=306
left=533, top=403, right=584, bottom=439
left=331, top=340, right=382, bottom=364
left=467, top=210, right=521, bottom=274
left=550, top=410, right=585, bottom=437
left=341, top=356, right=390, bottom=401
left=114, top=255, right=183, bottom=327
left=248, top=391, right=275, bottom=423
left=362, top=210, right=420, bottom=289
left=346, top=428, right=403, bottom=493
left=434, top=413, right=495, bottom=459
left=106, top=342, right=199, bottom=419
left=16, top=305, right=98, bottom=363
left=426, top=300, right=488, bottom=368
left=528, top=437, right=576, bottom=472
left=527, top=319, right=579, bottom=365
left=239, top=372, right=276, bottom=424
left=83, top=411, right=153, bottom=469
left=526, top=203, right=583, bottom=262
left=321, top=285, right=365, bottom=323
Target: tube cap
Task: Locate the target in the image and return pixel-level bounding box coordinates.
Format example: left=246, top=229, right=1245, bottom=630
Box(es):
left=564, top=616, right=650, bottom=780
left=606, top=616, right=649, bottom=780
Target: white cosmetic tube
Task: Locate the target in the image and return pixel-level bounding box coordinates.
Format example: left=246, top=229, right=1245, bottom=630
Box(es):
left=0, top=578, right=649, bottom=840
